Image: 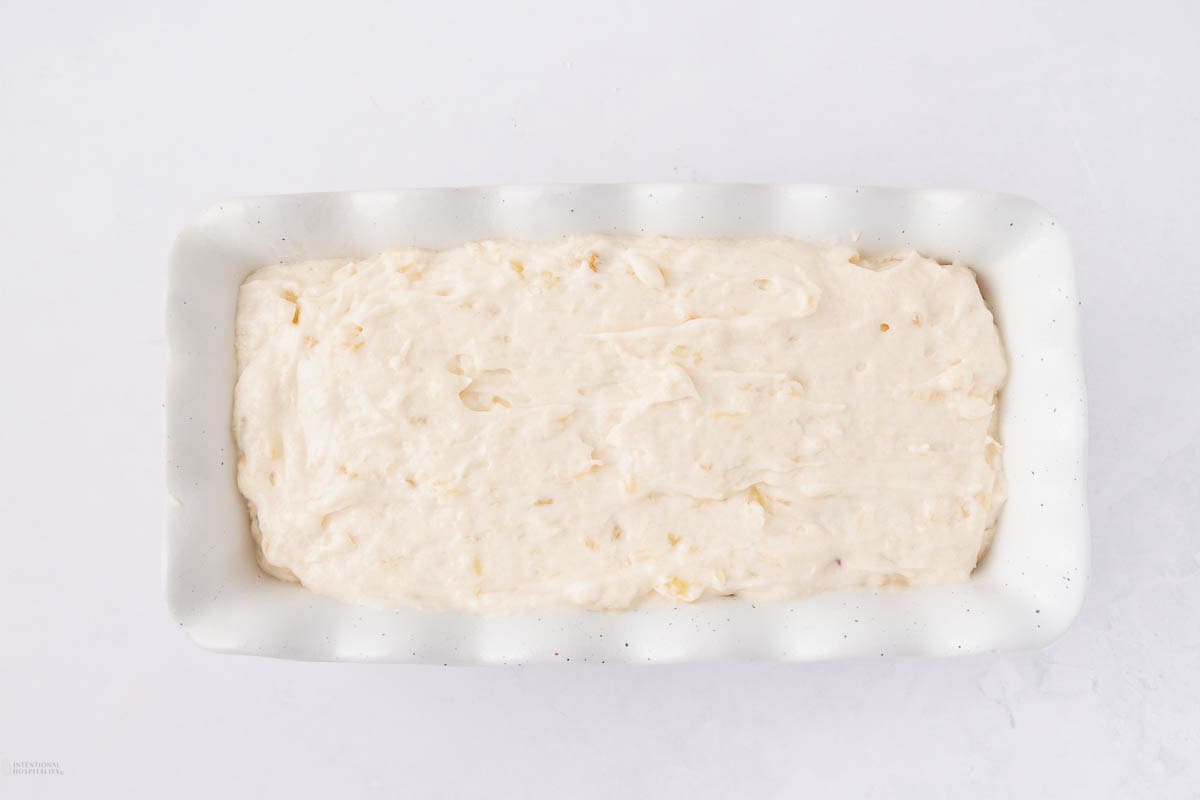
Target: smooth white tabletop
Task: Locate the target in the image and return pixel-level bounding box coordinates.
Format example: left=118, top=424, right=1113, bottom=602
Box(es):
left=2, top=1, right=1197, bottom=797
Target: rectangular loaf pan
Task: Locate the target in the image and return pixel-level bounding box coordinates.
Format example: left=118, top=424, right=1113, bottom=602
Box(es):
left=165, top=183, right=1088, bottom=663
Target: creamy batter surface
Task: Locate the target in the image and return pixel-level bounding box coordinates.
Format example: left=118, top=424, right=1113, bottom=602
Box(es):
left=233, top=236, right=1007, bottom=611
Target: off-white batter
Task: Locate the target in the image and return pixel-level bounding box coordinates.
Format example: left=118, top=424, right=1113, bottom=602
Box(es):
left=233, top=236, right=1007, bottom=611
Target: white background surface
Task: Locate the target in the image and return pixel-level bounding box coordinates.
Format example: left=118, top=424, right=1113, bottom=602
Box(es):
left=2, top=0, right=1197, bottom=796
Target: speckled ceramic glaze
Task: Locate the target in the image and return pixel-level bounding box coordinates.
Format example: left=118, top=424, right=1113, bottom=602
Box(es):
left=166, top=184, right=1087, bottom=663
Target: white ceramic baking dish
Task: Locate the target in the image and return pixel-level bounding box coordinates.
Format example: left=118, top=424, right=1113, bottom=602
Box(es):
left=165, top=184, right=1087, bottom=663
